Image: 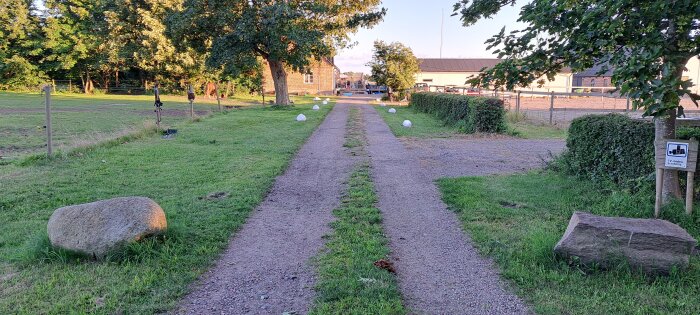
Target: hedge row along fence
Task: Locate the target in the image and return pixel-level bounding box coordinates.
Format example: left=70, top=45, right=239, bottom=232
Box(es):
left=562, top=114, right=700, bottom=190
left=410, top=92, right=506, bottom=133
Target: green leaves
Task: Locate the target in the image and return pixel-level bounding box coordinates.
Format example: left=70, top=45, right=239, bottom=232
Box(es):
left=367, top=41, right=419, bottom=96
left=172, top=0, right=384, bottom=78
left=564, top=114, right=655, bottom=190
left=0, top=0, right=45, bottom=88
left=456, top=0, right=700, bottom=117
left=410, top=92, right=506, bottom=133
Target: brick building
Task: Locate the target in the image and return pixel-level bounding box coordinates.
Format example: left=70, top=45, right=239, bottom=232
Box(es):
left=262, top=57, right=340, bottom=96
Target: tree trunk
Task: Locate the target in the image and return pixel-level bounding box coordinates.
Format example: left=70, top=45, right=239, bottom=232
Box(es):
left=655, top=109, right=682, bottom=203
left=85, top=71, right=93, bottom=94
left=102, top=73, right=110, bottom=93
left=268, top=59, right=290, bottom=105
left=655, top=58, right=691, bottom=204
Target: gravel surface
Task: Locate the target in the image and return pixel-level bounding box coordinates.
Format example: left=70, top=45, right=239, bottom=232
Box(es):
left=361, top=104, right=530, bottom=315
left=176, top=103, right=355, bottom=314
left=401, top=137, right=565, bottom=180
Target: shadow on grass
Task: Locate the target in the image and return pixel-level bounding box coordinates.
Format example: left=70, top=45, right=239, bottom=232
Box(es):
left=18, top=224, right=184, bottom=265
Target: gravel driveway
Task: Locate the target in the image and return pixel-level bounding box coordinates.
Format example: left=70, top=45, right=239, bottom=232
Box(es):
left=175, top=95, right=564, bottom=314
left=176, top=103, right=355, bottom=314
left=362, top=104, right=530, bottom=314
left=401, top=137, right=565, bottom=180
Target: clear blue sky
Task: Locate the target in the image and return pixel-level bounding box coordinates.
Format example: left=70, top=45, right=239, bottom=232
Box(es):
left=335, top=0, right=526, bottom=73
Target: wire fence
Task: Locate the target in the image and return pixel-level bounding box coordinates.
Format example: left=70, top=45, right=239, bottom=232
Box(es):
left=411, top=85, right=699, bottom=126
left=492, top=90, right=700, bottom=126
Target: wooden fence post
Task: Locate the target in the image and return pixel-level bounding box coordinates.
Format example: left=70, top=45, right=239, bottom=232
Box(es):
left=188, top=85, right=195, bottom=119
left=215, top=83, right=222, bottom=111
left=687, top=171, right=695, bottom=215
left=516, top=91, right=521, bottom=115
left=43, top=85, right=53, bottom=156
left=655, top=168, right=664, bottom=218
left=549, top=91, right=555, bottom=125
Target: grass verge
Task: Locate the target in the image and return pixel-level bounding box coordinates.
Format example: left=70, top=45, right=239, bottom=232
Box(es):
left=438, top=171, right=699, bottom=315
left=0, top=92, right=320, bottom=158
left=310, top=107, right=406, bottom=314
left=374, top=106, right=455, bottom=138
left=375, top=106, right=566, bottom=139
left=0, top=103, right=333, bottom=314
left=506, top=112, right=567, bottom=139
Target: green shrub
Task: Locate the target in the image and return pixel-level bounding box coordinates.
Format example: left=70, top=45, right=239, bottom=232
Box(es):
left=472, top=97, right=507, bottom=133
left=563, top=114, right=700, bottom=190
left=409, top=92, right=506, bottom=133
left=562, top=114, right=655, bottom=189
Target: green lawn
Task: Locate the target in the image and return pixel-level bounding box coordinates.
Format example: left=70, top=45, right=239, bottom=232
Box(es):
left=0, top=103, right=333, bottom=314
left=439, top=172, right=700, bottom=315
left=375, top=106, right=566, bottom=139
left=509, top=121, right=568, bottom=139
left=0, top=92, right=316, bottom=158
left=375, top=106, right=456, bottom=138
left=311, top=108, right=405, bottom=314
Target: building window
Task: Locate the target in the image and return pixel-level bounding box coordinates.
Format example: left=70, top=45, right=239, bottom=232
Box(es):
left=423, top=79, right=433, bottom=82
left=304, top=72, right=314, bottom=84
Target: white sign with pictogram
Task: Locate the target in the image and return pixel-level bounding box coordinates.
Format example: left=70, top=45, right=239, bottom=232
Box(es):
left=665, top=142, right=689, bottom=169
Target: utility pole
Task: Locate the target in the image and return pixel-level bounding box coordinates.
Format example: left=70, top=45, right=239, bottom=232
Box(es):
left=440, top=9, right=444, bottom=59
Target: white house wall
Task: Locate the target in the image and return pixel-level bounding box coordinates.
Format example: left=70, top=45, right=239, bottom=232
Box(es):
left=517, top=73, right=573, bottom=93
left=683, top=56, right=700, bottom=94
left=415, top=72, right=481, bottom=87
left=416, top=56, right=700, bottom=94
left=415, top=71, right=572, bottom=93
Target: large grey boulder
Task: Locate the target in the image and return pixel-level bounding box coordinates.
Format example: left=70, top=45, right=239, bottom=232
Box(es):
left=554, top=212, right=697, bottom=274
left=47, top=197, right=167, bottom=258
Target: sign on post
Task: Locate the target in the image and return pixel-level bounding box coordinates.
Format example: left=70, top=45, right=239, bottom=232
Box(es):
left=665, top=142, right=690, bottom=168
left=655, top=139, right=699, bottom=217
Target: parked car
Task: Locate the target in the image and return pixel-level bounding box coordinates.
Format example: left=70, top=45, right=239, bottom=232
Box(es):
left=366, top=85, right=387, bottom=94
left=414, top=83, right=429, bottom=92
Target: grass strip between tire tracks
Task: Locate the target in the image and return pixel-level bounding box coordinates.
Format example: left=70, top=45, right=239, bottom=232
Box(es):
left=310, top=107, right=406, bottom=314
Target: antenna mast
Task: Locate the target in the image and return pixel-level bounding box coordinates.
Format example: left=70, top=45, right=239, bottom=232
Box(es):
left=440, top=8, right=444, bottom=58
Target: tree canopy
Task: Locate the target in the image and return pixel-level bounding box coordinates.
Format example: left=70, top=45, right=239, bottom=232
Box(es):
left=454, top=0, right=700, bottom=117
left=2, top=0, right=223, bottom=92
left=169, top=0, right=385, bottom=104
left=0, top=0, right=45, bottom=88
left=454, top=0, right=700, bottom=200
left=367, top=40, right=419, bottom=100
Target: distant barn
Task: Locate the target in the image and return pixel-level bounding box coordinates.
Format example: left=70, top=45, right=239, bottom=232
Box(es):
left=415, top=57, right=700, bottom=94
left=262, top=57, right=340, bottom=96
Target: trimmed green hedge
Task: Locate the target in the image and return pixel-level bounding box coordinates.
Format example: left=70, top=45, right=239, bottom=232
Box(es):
left=410, top=92, right=506, bottom=133
left=562, top=113, right=700, bottom=189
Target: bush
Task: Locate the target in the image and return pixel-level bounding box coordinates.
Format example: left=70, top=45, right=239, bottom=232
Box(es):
left=410, top=92, right=506, bottom=133
left=562, top=114, right=655, bottom=189
left=563, top=114, right=700, bottom=190
left=0, top=55, right=48, bottom=90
